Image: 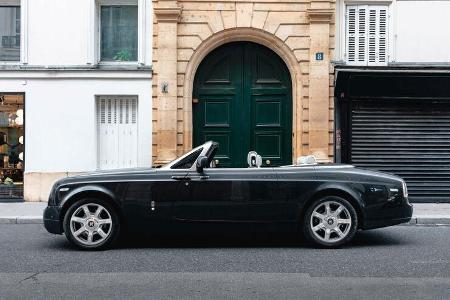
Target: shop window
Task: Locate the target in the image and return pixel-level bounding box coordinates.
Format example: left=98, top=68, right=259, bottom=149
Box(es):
left=345, top=5, right=389, bottom=66
left=100, top=5, right=138, bottom=62
left=0, top=94, right=24, bottom=200
left=0, top=6, right=20, bottom=61
left=97, top=96, right=138, bottom=170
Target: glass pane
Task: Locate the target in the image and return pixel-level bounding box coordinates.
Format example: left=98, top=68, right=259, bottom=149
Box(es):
left=0, top=6, right=21, bottom=61
left=101, top=6, right=138, bottom=62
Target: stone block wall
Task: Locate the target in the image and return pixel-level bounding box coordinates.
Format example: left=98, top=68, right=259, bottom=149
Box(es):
left=153, top=0, right=335, bottom=164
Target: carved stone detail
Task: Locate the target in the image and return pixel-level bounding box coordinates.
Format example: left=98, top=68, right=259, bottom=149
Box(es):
left=307, top=8, right=334, bottom=23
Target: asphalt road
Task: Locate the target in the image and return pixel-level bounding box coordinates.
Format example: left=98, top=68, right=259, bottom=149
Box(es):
left=0, top=224, right=449, bottom=299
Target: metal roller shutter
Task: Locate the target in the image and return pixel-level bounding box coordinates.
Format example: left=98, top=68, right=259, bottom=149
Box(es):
left=350, top=100, right=450, bottom=203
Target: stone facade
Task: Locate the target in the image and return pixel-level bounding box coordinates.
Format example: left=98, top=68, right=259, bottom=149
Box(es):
left=153, top=0, right=335, bottom=164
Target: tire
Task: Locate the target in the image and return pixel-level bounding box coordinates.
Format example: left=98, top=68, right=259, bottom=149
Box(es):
left=63, top=198, right=120, bottom=250
left=303, top=196, right=358, bottom=248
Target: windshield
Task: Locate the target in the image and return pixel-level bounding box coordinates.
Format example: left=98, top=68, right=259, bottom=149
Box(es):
left=160, top=143, right=206, bottom=170
left=171, top=148, right=203, bottom=169
left=160, top=141, right=218, bottom=170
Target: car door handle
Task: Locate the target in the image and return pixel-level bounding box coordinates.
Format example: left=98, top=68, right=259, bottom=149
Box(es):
left=171, top=175, right=209, bottom=180
left=190, top=175, right=209, bottom=180
left=171, top=176, right=190, bottom=180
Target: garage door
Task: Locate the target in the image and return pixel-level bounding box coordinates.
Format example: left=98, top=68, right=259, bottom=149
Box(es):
left=350, top=100, right=450, bottom=203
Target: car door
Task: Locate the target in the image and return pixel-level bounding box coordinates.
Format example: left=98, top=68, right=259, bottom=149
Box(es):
left=172, top=167, right=291, bottom=223
left=172, top=168, right=251, bottom=222
left=121, top=169, right=187, bottom=231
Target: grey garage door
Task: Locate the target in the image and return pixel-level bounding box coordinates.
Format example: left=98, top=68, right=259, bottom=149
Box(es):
left=350, top=100, right=450, bottom=203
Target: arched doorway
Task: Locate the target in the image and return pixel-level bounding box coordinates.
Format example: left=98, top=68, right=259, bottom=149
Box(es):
left=193, top=42, right=292, bottom=168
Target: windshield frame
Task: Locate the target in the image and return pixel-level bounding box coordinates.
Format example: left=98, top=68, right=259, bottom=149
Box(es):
left=160, top=141, right=216, bottom=171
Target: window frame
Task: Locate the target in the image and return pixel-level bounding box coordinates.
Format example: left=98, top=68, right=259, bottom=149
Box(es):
left=93, top=0, right=145, bottom=65
left=98, top=4, right=139, bottom=63
left=339, top=0, right=394, bottom=66
left=0, top=0, right=27, bottom=65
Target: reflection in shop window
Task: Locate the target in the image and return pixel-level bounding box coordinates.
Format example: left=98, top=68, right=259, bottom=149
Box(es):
left=0, top=6, right=20, bottom=61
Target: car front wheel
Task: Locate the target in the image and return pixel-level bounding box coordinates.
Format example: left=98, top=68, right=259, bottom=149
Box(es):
left=303, top=196, right=358, bottom=248
left=63, top=198, right=120, bottom=250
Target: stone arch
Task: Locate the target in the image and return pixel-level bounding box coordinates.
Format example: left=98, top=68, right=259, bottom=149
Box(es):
left=182, top=28, right=303, bottom=161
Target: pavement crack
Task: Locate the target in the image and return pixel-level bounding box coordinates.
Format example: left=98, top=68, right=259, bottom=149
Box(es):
left=18, top=272, right=40, bottom=284
left=16, top=261, right=70, bottom=285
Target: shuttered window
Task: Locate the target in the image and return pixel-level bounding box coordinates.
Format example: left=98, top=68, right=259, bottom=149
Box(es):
left=346, top=5, right=388, bottom=66
left=97, top=96, right=138, bottom=170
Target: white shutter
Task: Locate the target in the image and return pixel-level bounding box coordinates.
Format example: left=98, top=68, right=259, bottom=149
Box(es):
left=368, top=8, right=377, bottom=63
left=98, top=97, right=118, bottom=170
left=346, top=6, right=357, bottom=63
left=357, top=6, right=367, bottom=63
left=345, top=5, right=389, bottom=66
left=97, top=96, right=138, bottom=170
left=378, top=8, right=388, bottom=64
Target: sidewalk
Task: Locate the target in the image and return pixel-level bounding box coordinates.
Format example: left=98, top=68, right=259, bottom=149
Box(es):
left=0, top=202, right=47, bottom=224
left=408, top=203, right=450, bottom=225
left=0, top=202, right=449, bottom=225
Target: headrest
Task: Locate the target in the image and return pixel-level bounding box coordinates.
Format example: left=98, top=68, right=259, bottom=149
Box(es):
left=296, top=155, right=317, bottom=165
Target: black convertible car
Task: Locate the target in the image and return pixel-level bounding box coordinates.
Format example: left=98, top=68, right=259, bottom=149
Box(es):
left=44, top=141, right=412, bottom=250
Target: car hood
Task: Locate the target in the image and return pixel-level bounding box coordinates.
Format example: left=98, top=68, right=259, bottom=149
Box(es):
left=56, top=167, right=159, bottom=184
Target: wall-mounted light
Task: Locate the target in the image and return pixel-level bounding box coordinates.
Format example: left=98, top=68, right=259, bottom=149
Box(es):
left=161, top=82, right=169, bottom=93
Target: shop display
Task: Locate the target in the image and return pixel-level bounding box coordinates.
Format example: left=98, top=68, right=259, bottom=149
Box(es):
left=0, top=94, right=24, bottom=199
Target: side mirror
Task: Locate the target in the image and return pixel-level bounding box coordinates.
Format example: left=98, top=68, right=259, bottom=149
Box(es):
left=196, top=155, right=209, bottom=172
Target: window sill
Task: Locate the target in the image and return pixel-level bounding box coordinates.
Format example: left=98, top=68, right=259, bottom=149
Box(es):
left=96, top=62, right=151, bottom=71
left=99, top=61, right=139, bottom=64
left=0, top=61, right=22, bottom=65
left=0, top=64, right=152, bottom=72
left=332, top=61, right=389, bottom=68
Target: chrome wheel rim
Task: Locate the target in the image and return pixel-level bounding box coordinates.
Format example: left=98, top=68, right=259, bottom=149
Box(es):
left=310, top=201, right=352, bottom=243
left=70, top=203, right=112, bottom=246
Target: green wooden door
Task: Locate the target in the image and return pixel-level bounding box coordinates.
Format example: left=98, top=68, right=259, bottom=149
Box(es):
left=193, top=42, right=292, bottom=168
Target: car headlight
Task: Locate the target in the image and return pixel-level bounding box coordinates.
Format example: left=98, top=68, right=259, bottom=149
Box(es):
left=402, top=180, right=408, bottom=198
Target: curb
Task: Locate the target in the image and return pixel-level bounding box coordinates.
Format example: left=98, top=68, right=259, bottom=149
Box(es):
left=0, top=217, right=43, bottom=224
left=0, top=217, right=450, bottom=226
left=406, top=217, right=450, bottom=226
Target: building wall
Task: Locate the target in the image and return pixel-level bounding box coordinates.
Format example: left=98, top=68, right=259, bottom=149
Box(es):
left=0, top=73, right=152, bottom=201
left=335, top=0, right=450, bottom=64
left=334, top=0, right=450, bottom=203
left=395, top=0, right=450, bottom=63
left=152, top=0, right=336, bottom=165
left=0, top=0, right=154, bottom=201
left=26, top=0, right=90, bottom=65
left=11, top=0, right=153, bottom=66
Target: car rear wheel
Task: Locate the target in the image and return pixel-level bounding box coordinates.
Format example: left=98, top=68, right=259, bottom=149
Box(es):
left=63, top=198, right=120, bottom=250
left=303, top=196, right=358, bottom=248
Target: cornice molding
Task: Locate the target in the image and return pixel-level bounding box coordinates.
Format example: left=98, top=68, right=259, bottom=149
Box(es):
left=307, top=8, right=334, bottom=24
left=154, top=6, right=182, bottom=23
